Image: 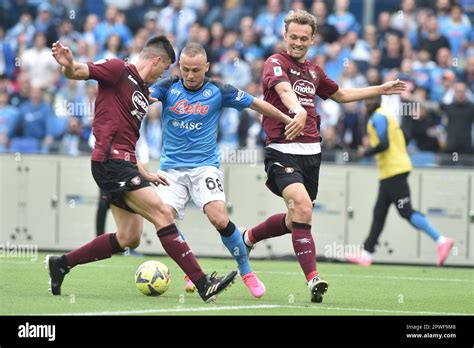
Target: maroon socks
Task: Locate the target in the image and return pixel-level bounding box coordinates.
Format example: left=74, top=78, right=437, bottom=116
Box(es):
left=291, top=222, right=318, bottom=282
left=65, top=232, right=124, bottom=268
left=157, top=224, right=206, bottom=285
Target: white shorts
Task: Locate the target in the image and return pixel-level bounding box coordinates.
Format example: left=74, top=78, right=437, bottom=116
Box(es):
left=155, top=166, right=226, bottom=220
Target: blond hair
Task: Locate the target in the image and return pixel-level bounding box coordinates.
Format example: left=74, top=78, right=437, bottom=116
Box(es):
left=180, top=42, right=208, bottom=60
left=284, top=10, right=317, bottom=36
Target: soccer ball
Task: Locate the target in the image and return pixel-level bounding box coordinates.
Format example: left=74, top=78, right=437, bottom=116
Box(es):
left=134, top=261, right=171, bottom=296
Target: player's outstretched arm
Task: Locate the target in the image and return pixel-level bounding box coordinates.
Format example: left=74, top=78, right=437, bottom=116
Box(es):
left=52, top=41, right=89, bottom=80
left=330, top=80, right=407, bottom=103
left=249, top=98, right=303, bottom=140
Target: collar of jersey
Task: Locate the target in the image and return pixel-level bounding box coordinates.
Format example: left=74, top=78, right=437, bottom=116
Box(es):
left=180, top=77, right=210, bottom=93
left=282, top=51, right=307, bottom=67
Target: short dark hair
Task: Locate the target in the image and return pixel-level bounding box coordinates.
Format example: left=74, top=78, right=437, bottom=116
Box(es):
left=141, top=35, right=176, bottom=64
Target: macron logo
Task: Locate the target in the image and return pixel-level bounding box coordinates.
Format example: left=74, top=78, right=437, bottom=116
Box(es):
left=18, top=322, right=56, bottom=341
left=296, top=238, right=312, bottom=244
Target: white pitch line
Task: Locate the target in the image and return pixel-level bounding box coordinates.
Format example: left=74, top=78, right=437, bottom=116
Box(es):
left=262, top=271, right=474, bottom=283
left=2, top=260, right=473, bottom=283
left=33, top=304, right=472, bottom=316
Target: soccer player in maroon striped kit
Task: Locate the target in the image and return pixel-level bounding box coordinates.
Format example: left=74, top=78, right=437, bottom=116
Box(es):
left=242, top=10, right=406, bottom=303
left=46, top=36, right=237, bottom=303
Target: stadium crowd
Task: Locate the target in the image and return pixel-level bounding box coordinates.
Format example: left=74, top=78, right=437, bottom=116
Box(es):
left=0, top=0, right=473, bottom=163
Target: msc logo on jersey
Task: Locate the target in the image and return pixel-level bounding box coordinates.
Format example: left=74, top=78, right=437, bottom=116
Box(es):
left=202, top=89, right=213, bottom=98
left=292, top=80, right=316, bottom=96
left=131, top=91, right=149, bottom=120
left=169, top=100, right=209, bottom=115
left=172, top=119, right=203, bottom=130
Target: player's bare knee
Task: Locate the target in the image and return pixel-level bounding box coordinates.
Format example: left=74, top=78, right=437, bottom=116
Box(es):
left=208, top=212, right=228, bottom=230
left=126, top=237, right=141, bottom=249
left=289, top=200, right=312, bottom=223
left=117, top=233, right=141, bottom=249
left=153, top=205, right=175, bottom=227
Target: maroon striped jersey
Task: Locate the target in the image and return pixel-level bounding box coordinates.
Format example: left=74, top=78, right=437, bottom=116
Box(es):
left=87, top=58, right=150, bottom=163
left=261, top=51, right=339, bottom=145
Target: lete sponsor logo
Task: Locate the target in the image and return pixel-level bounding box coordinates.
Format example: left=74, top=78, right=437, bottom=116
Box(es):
left=292, top=79, right=316, bottom=96
left=169, top=100, right=209, bottom=115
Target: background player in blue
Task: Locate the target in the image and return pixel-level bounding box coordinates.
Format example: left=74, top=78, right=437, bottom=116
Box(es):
left=151, top=43, right=299, bottom=298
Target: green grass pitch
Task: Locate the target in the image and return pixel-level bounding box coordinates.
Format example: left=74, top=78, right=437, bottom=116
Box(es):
left=1, top=252, right=473, bottom=316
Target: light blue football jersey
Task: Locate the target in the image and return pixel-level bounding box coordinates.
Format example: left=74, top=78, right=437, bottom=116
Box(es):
left=150, top=77, right=254, bottom=169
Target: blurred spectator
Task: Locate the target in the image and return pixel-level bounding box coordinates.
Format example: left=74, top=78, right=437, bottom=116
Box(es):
left=34, top=2, right=57, bottom=47
left=435, top=0, right=452, bottom=26
left=9, top=72, right=30, bottom=108
left=215, top=49, right=251, bottom=89
left=419, top=15, right=450, bottom=61
left=363, top=25, right=379, bottom=51
left=0, top=26, right=15, bottom=79
left=412, top=49, right=436, bottom=90
left=205, top=0, right=249, bottom=32
left=0, top=74, right=13, bottom=94
left=408, top=7, right=432, bottom=50
left=209, top=21, right=225, bottom=63
left=57, top=19, right=82, bottom=56
left=144, top=103, right=163, bottom=160
left=219, top=108, right=240, bottom=149
left=96, top=33, right=124, bottom=60
left=440, top=4, right=472, bottom=57
left=128, top=32, right=147, bottom=64
left=306, top=31, right=328, bottom=60
left=442, top=70, right=474, bottom=104
left=0, top=0, right=472, bottom=162
left=6, top=12, right=36, bottom=53
left=0, top=90, right=19, bottom=152
left=437, top=0, right=472, bottom=27
left=321, top=126, right=344, bottom=150
left=402, top=87, right=443, bottom=152
left=378, top=11, right=403, bottom=44
left=339, top=60, right=368, bottom=89
left=14, top=87, right=55, bottom=153
left=325, top=41, right=351, bottom=81
left=442, top=82, right=474, bottom=154
left=461, top=55, right=474, bottom=91
left=341, top=102, right=364, bottom=149
left=81, top=14, right=100, bottom=52
left=239, top=29, right=265, bottom=62
left=366, top=67, right=381, bottom=85
left=390, top=0, right=417, bottom=34
left=311, top=0, right=339, bottom=43
left=344, top=31, right=371, bottom=68
left=430, top=47, right=456, bottom=102
left=255, top=0, right=286, bottom=53
left=158, top=0, right=197, bottom=50
left=381, top=34, right=403, bottom=70
left=94, top=5, right=132, bottom=49
left=59, top=116, right=83, bottom=156
left=328, top=0, right=360, bottom=35
left=20, top=32, right=60, bottom=89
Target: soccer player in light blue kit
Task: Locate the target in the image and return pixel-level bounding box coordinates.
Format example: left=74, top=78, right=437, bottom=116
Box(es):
left=150, top=42, right=301, bottom=298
